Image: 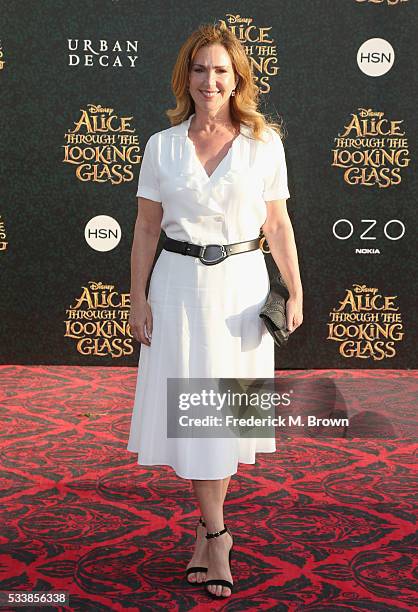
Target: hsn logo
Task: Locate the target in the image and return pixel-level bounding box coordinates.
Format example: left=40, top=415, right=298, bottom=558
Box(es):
left=357, top=38, right=395, bottom=76
left=85, top=215, right=121, bottom=252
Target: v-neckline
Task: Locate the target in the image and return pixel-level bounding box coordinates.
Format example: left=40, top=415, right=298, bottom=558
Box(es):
left=185, top=113, right=242, bottom=181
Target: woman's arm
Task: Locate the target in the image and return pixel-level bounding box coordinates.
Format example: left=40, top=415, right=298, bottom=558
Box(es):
left=261, top=199, right=303, bottom=332
left=129, top=196, right=163, bottom=345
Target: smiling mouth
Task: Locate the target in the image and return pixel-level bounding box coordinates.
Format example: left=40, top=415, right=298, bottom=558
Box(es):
left=200, top=90, right=219, bottom=98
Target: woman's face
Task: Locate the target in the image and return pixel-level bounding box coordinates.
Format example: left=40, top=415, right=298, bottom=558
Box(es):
left=188, top=43, right=237, bottom=114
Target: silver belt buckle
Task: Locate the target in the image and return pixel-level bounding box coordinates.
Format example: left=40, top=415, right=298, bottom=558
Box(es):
left=199, top=244, right=227, bottom=265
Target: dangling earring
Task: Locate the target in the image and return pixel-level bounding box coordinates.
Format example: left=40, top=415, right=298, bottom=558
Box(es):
left=231, top=89, right=236, bottom=97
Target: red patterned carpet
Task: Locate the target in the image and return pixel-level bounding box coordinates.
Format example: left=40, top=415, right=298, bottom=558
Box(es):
left=0, top=366, right=416, bottom=611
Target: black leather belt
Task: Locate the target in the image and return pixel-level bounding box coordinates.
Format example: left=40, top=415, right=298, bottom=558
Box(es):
left=163, top=236, right=261, bottom=265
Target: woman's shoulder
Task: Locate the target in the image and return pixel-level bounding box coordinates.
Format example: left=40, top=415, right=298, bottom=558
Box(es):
left=151, top=122, right=186, bottom=139
left=241, top=123, right=283, bottom=146
left=261, top=125, right=284, bottom=144
left=143, top=122, right=184, bottom=144
left=258, top=126, right=286, bottom=158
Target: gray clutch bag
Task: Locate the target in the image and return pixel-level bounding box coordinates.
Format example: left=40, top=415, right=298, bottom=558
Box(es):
left=259, top=276, right=290, bottom=348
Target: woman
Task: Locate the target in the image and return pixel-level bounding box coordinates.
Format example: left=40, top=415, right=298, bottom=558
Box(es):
left=127, top=23, right=303, bottom=599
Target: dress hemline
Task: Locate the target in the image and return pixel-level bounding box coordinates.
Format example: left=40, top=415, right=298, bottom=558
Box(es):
left=126, top=447, right=276, bottom=480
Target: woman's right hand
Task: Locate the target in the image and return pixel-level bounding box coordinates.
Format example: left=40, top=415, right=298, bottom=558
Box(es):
left=129, top=295, right=153, bottom=346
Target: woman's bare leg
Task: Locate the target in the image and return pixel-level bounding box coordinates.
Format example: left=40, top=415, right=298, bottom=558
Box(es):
left=186, top=475, right=232, bottom=586
left=221, top=475, right=231, bottom=504
left=189, top=477, right=234, bottom=597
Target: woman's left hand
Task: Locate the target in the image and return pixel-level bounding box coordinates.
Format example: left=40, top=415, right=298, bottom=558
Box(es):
left=286, top=295, right=303, bottom=333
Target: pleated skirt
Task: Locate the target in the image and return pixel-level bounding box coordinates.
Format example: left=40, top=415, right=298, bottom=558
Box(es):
left=127, top=247, right=276, bottom=479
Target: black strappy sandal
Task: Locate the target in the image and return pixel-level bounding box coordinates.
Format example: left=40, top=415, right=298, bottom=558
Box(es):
left=204, top=524, right=233, bottom=598
left=185, top=516, right=208, bottom=584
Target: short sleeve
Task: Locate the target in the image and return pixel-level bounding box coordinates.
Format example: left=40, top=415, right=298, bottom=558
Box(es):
left=262, top=128, right=290, bottom=201
left=136, top=133, right=161, bottom=202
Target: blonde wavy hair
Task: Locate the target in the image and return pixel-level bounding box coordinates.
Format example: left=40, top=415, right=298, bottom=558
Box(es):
left=166, top=22, right=286, bottom=141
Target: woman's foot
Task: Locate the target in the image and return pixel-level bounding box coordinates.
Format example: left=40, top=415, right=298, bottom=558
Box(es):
left=185, top=520, right=209, bottom=583
left=205, top=528, right=234, bottom=597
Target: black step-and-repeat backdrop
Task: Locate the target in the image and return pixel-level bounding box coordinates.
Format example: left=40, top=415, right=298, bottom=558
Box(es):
left=1, top=0, right=416, bottom=368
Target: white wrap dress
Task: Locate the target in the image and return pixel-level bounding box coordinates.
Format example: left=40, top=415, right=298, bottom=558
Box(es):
left=127, top=113, right=290, bottom=479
